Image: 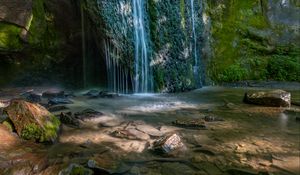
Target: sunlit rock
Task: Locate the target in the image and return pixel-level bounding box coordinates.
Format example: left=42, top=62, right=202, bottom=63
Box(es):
left=4, top=100, right=60, bottom=142
left=243, top=90, right=291, bottom=107
left=153, top=133, right=185, bottom=154
left=136, top=124, right=163, bottom=137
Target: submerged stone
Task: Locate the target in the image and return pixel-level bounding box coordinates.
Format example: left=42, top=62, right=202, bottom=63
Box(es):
left=172, top=119, right=206, bottom=129
left=84, top=90, right=100, bottom=98
left=153, top=133, right=185, bottom=154
left=74, top=109, right=104, bottom=120
left=42, top=90, right=65, bottom=99
left=243, top=90, right=291, bottom=107
left=111, top=128, right=150, bottom=140
left=4, top=100, right=60, bottom=142
left=48, top=98, right=73, bottom=106
left=58, top=163, right=93, bottom=175
left=59, top=112, right=80, bottom=127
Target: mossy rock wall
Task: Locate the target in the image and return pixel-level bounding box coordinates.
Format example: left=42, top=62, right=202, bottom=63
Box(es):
left=0, top=0, right=83, bottom=87
left=204, top=0, right=300, bottom=83
left=87, top=0, right=205, bottom=92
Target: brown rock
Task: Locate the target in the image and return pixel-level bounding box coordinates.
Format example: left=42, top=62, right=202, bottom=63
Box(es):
left=4, top=100, right=60, bottom=142
left=243, top=90, right=291, bottom=107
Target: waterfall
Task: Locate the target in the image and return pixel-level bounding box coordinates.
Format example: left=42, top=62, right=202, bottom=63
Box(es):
left=104, top=40, right=129, bottom=94
left=132, top=0, right=152, bottom=93
left=190, top=0, right=202, bottom=87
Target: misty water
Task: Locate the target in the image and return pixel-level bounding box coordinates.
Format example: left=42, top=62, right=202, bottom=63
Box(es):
left=1, top=86, right=299, bottom=174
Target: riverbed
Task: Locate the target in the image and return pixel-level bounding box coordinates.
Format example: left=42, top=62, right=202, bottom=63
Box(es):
left=0, top=86, right=299, bottom=175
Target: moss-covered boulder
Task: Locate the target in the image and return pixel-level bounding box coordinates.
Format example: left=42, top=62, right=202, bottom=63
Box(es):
left=4, top=100, right=60, bottom=142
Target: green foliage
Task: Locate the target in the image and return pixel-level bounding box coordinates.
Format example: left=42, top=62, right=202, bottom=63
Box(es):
left=40, top=115, right=60, bottom=142
left=20, top=115, right=60, bottom=142
left=218, top=64, right=247, bottom=82
left=267, top=55, right=300, bottom=81
left=21, top=123, right=42, bottom=141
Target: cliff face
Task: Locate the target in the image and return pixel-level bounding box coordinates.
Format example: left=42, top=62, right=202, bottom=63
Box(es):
left=204, top=0, right=300, bottom=83
left=0, top=0, right=299, bottom=90
left=87, top=0, right=204, bottom=92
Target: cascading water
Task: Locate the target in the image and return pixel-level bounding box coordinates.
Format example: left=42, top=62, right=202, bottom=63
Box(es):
left=104, top=40, right=129, bottom=94
left=132, top=0, right=152, bottom=93
left=190, top=0, right=202, bottom=88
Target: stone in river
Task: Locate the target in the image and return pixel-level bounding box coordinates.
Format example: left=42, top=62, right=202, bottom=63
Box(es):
left=4, top=100, right=60, bottom=142
left=48, top=98, right=73, bottom=106
left=59, top=112, right=80, bottom=127
left=153, top=133, right=185, bottom=154
left=243, top=90, right=291, bottom=107
left=111, top=128, right=150, bottom=140
left=136, top=124, right=163, bottom=137
left=74, top=109, right=104, bottom=120
left=172, top=119, right=206, bottom=130
left=42, top=90, right=65, bottom=98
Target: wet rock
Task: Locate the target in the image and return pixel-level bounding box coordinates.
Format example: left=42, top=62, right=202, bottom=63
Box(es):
left=0, top=124, right=20, bottom=148
left=111, top=128, right=150, bottom=140
left=42, top=90, right=65, bottom=99
left=48, top=105, right=69, bottom=112
left=58, top=163, right=93, bottom=175
left=203, top=115, right=224, bottom=122
left=25, top=93, right=42, bottom=103
left=48, top=98, right=73, bottom=106
left=153, top=134, right=185, bottom=154
left=59, top=112, right=80, bottom=127
left=74, top=109, right=104, bottom=120
left=172, top=119, right=206, bottom=130
left=20, top=91, right=42, bottom=103
left=99, top=91, right=119, bottom=98
left=243, top=90, right=291, bottom=107
left=84, top=90, right=100, bottom=98
left=4, top=100, right=60, bottom=142
left=136, top=124, right=163, bottom=137
left=226, top=168, right=259, bottom=175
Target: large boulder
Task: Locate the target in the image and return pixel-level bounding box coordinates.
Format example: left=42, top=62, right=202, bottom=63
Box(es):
left=153, top=133, right=185, bottom=154
left=4, top=100, right=60, bottom=142
left=243, top=90, right=291, bottom=107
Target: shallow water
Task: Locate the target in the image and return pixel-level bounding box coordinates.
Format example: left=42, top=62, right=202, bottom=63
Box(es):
left=0, top=86, right=299, bottom=175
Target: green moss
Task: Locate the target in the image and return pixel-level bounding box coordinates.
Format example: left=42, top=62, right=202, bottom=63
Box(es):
left=21, top=115, right=60, bottom=142
left=21, top=123, right=42, bottom=141
left=40, top=115, right=60, bottom=142
left=207, top=0, right=300, bottom=83
left=2, top=119, right=14, bottom=132
left=0, top=23, right=23, bottom=51
left=218, top=64, right=247, bottom=82
left=267, top=55, right=300, bottom=81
